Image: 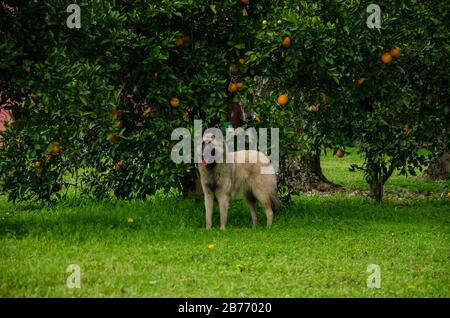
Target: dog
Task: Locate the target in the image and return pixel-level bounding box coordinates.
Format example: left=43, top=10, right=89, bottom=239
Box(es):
left=198, top=132, right=280, bottom=230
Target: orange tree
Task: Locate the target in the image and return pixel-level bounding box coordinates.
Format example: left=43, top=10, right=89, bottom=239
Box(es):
left=0, top=0, right=257, bottom=201
left=335, top=1, right=449, bottom=202
left=241, top=0, right=449, bottom=202
left=0, top=0, right=448, bottom=203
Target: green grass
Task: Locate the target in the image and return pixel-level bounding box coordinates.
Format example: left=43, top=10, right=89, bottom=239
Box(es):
left=0, top=153, right=449, bottom=297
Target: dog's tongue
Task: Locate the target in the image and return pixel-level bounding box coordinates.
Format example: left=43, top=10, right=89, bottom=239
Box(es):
left=202, top=159, right=208, bottom=165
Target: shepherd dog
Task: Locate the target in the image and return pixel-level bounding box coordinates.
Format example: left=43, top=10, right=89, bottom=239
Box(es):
left=198, top=132, right=280, bottom=230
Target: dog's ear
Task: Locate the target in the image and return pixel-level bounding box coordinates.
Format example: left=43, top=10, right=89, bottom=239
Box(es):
left=228, top=102, right=246, bottom=127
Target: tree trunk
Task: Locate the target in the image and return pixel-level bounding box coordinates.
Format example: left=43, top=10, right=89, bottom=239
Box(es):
left=369, top=178, right=383, bottom=203
left=278, top=153, right=340, bottom=193
left=425, top=151, right=450, bottom=180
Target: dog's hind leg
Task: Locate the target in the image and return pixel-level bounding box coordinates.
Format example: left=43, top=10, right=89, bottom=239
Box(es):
left=253, top=190, right=274, bottom=228
left=264, top=207, right=273, bottom=228
left=244, top=191, right=258, bottom=227
left=204, top=191, right=214, bottom=230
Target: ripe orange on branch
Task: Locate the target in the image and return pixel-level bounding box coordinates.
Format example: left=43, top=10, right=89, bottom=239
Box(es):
left=143, top=107, right=153, bottom=118
left=228, top=83, right=238, bottom=94
left=175, top=38, right=184, bottom=47
left=390, top=47, right=401, bottom=58
left=115, top=161, right=125, bottom=171
left=357, top=77, right=367, bottom=85
left=282, top=36, right=291, bottom=48
left=381, top=52, right=393, bottom=64
left=277, top=94, right=289, bottom=106
left=108, top=133, right=119, bottom=145
left=51, top=141, right=61, bottom=155
left=310, top=104, right=318, bottom=112
left=170, top=97, right=180, bottom=108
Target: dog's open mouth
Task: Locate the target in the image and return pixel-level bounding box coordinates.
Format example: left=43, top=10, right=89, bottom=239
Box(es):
left=201, top=146, right=216, bottom=166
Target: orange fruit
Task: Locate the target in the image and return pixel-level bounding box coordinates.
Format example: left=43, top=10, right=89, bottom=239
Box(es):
left=238, top=58, right=246, bottom=65
left=336, top=149, right=345, bottom=158
left=228, top=83, right=238, bottom=94
left=402, top=127, right=409, bottom=136
left=310, top=104, right=318, bottom=112
left=357, top=77, right=367, bottom=85
left=111, top=108, right=122, bottom=118
left=181, top=35, right=191, bottom=43
left=390, top=47, right=401, bottom=58
left=45, top=155, right=52, bottom=162
left=51, top=144, right=61, bottom=155
left=381, top=52, right=393, bottom=64
left=277, top=94, right=289, bottom=106
left=175, top=37, right=184, bottom=47
left=115, top=161, right=125, bottom=171
left=143, top=107, right=153, bottom=118
left=35, top=161, right=43, bottom=169
left=236, top=82, right=244, bottom=90
left=170, top=97, right=180, bottom=108
left=108, top=133, right=119, bottom=145
left=282, top=36, right=291, bottom=48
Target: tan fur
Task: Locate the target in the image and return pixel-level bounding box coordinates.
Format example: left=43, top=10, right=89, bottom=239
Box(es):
left=198, top=150, right=280, bottom=230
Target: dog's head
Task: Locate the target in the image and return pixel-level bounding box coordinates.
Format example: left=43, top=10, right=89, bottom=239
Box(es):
left=201, top=130, right=224, bottom=166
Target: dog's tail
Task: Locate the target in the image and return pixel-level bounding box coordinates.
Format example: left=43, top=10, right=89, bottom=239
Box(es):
left=270, top=193, right=281, bottom=212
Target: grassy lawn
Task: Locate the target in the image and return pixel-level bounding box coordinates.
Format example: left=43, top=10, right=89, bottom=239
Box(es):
left=0, top=153, right=449, bottom=297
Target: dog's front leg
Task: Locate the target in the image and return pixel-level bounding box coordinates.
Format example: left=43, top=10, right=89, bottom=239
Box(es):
left=204, top=192, right=214, bottom=230
left=217, top=194, right=230, bottom=230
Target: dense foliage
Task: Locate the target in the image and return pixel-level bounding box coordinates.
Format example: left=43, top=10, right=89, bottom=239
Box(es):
left=0, top=0, right=448, bottom=202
